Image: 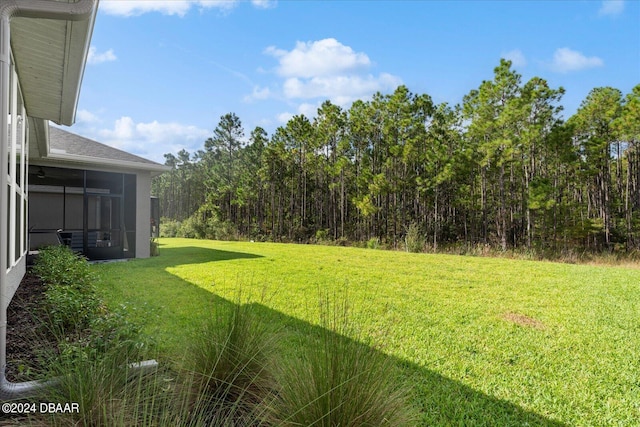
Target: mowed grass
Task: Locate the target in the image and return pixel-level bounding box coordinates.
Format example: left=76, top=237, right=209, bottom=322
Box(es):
left=94, top=238, right=640, bottom=426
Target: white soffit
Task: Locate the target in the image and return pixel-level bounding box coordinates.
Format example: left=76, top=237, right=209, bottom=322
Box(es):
left=10, top=1, right=97, bottom=126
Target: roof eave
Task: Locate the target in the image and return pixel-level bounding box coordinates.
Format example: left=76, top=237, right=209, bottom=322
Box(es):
left=58, top=6, right=97, bottom=126
left=27, top=117, right=49, bottom=158
left=34, top=151, right=171, bottom=175
left=10, top=0, right=98, bottom=126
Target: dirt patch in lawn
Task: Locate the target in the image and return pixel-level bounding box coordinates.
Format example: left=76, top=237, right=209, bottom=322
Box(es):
left=502, top=312, right=545, bottom=330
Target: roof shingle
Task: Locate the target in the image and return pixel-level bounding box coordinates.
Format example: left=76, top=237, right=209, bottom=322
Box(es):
left=48, top=126, right=163, bottom=167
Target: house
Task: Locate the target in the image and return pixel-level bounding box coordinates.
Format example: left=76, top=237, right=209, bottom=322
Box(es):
left=29, top=126, right=167, bottom=261
left=0, top=0, right=119, bottom=398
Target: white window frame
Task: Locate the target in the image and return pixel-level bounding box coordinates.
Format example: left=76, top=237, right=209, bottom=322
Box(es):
left=6, top=54, right=28, bottom=271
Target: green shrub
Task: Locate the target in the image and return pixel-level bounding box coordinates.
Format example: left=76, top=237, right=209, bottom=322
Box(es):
left=30, top=246, right=160, bottom=426
left=33, top=245, right=95, bottom=291
left=315, top=229, right=330, bottom=243
left=179, top=215, right=204, bottom=239
left=42, top=285, right=100, bottom=336
left=404, top=222, right=425, bottom=253
left=204, top=217, right=238, bottom=241
left=85, top=307, right=152, bottom=363
left=367, top=236, right=381, bottom=249
left=40, top=306, right=156, bottom=426
left=174, top=211, right=239, bottom=241
left=160, top=217, right=182, bottom=238
left=334, top=236, right=350, bottom=246
left=33, top=246, right=100, bottom=335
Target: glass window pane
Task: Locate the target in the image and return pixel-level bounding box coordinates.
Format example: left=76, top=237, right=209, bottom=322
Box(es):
left=14, top=193, right=19, bottom=262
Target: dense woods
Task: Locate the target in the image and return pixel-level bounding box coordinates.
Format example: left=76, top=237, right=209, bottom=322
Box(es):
left=152, top=60, right=640, bottom=253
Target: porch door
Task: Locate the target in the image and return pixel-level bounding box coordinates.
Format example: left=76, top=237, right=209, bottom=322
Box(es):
left=84, top=193, right=124, bottom=259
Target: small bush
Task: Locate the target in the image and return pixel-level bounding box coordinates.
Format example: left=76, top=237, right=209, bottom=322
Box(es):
left=175, top=211, right=239, bottom=241
left=404, top=222, right=425, bottom=253
left=334, top=236, right=350, bottom=246
left=160, top=217, right=182, bottom=238
left=205, top=217, right=238, bottom=241
left=367, top=237, right=381, bottom=249
left=85, top=307, right=152, bottom=363
left=42, top=285, right=100, bottom=336
left=33, top=246, right=100, bottom=335
left=33, top=245, right=95, bottom=291
left=40, top=304, right=155, bottom=426
left=179, top=215, right=203, bottom=239
left=315, top=229, right=330, bottom=243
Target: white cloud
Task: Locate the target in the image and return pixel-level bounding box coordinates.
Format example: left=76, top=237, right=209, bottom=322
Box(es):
left=262, top=38, right=402, bottom=113
left=277, top=112, right=294, bottom=124
left=261, top=38, right=402, bottom=127
left=100, top=0, right=273, bottom=16
left=282, top=73, right=402, bottom=106
left=244, top=85, right=271, bottom=102
left=265, top=38, right=371, bottom=78
left=97, top=116, right=210, bottom=162
left=598, top=0, right=624, bottom=16
left=99, top=0, right=238, bottom=17
left=102, top=116, right=135, bottom=141
left=251, top=0, right=277, bottom=9
left=87, top=46, right=117, bottom=65
left=297, top=103, right=319, bottom=118
left=75, top=109, right=101, bottom=124
left=276, top=103, right=320, bottom=125
left=550, top=47, right=604, bottom=73
left=502, top=49, right=526, bottom=68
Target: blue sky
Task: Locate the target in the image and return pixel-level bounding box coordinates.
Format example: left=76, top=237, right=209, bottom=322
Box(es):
left=60, top=0, right=640, bottom=163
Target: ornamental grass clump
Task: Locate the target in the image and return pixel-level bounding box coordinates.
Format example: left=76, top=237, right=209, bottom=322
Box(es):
left=42, top=349, right=154, bottom=427
left=38, top=303, right=156, bottom=426
left=174, top=303, right=277, bottom=426
left=271, top=298, right=416, bottom=427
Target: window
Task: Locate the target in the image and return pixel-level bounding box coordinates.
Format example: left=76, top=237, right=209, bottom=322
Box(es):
left=5, top=56, right=28, bottom=269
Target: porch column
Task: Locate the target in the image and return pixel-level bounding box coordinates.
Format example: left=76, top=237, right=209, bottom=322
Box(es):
left=136, top=172, right=151, bottom=258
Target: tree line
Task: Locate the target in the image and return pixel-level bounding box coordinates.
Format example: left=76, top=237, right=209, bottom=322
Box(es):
left=152, top=60, right=640, bottom=252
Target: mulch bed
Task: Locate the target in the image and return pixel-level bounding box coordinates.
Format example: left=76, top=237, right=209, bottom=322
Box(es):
left=5, top=272, right=55, bottom=383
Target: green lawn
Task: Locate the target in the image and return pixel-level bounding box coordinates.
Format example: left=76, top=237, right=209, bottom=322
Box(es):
left=94, top=238, right=640, bottom=426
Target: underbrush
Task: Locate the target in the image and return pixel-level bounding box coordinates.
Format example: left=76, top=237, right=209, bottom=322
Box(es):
left=159, top=213, right=238, bottom=241
left=436, top=242, right=640, bottom=265
left=163, top=217, right=640, bottom=266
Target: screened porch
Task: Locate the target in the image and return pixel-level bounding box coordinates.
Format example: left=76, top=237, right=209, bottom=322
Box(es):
left=28, top=166, right=137, bottom=260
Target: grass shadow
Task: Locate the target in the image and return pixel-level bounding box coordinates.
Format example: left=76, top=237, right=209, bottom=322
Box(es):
left=244, top=300, right=567, bottom=427
left=153, top=246, right=263, bottom=266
